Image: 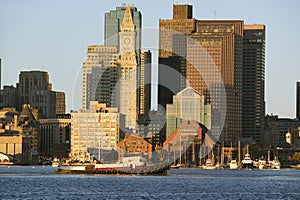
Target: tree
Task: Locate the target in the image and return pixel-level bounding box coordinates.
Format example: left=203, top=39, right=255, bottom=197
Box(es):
left=292, top=152, right=300, bottom=163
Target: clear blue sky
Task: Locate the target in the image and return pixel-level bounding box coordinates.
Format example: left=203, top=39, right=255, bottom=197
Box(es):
left=1, top=0, right=300, bottom=118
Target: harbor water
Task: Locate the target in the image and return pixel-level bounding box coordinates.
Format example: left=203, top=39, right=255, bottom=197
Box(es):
left=0, top=166, right=300, bottom=199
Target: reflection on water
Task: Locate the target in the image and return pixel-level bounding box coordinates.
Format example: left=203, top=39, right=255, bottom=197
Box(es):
left=0, top=166, right=299, bottom=199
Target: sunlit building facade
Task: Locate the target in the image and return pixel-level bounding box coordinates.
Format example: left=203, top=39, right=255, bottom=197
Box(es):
left=166, top=87, right=211, bottom=138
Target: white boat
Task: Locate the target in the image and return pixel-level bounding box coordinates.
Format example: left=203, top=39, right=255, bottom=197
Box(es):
left=270, top=157, right=281, bottom=170
left=94, top=156, right=147, bottom=171
left=52, top=158, right=60, bottom=168
left=241, top=154, right=253, bottom=168
left=229, top=160, right=238, bottom=170
left=202, top=159, right=216, bottom=170
left=258, top=157, right=267, bottom=170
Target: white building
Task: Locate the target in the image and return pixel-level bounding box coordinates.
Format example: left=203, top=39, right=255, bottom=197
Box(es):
left=70, top=101, right=122, bottom=162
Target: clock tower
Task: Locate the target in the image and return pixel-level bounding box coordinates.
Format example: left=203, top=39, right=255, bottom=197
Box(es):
left=117, top=4, right=138, bottom=130
left=119, top=4, right=136, bottom=55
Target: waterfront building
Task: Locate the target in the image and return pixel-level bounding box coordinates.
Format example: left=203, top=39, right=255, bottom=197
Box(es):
left=16, top=70, right=65, bottom=118
left=70, top=101, right=122, bottom=162
left=0, top=85, right=17, bottom=108
left=264, top=114, right=300, bottom=165
left=0, top=105, right=40, bottom=164
left=39, top=114, right=71, bottom=158
left=0, top=131, right=31, bottom=164
left=242, top=24, right=266, bottom=145
left=163, top=120, right=216, bottom=166
left=166, top=87, right=211, bottom=139
left=264, top=114, right=300, bottom=148
left=81, top=45, right=118, bottom=110
left=117, top=134, right=152, bottom=161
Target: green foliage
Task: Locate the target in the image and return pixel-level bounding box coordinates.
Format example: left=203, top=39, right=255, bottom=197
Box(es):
left=292, top=152, right=300, bottom=163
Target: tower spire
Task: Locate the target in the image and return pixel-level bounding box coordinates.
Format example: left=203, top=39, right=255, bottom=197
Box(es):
left=121, top=4, right=135, bottom=31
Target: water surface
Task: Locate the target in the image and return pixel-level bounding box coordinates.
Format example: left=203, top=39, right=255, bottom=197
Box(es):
left=0, top=166, right=299, bottom=199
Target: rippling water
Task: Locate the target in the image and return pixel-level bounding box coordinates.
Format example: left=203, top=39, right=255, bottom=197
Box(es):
left=0, top=166, right=299, bottom=199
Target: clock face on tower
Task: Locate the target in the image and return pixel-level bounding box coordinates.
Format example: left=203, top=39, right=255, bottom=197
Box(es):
left=124, top=38, right=131, bottom=45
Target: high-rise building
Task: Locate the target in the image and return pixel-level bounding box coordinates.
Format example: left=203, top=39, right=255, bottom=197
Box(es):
left=0, top=85, right=17, bottom=108
left=166, top=87, right=211, bottom=138
left=82, top=4, right=151, bottom=132
left=297, top=82, right=300, bottom=119
left=105, top=5, right=141, bottom=54
left=16, top=71, right=65, bottom=118
left=81, top=45, right=118, bottom=110
left=117, top=5, right=139, bottom=130
left=158, top=4, right=197, bottom=108
left=242, top=24, right=266, bottom=145
left=158, top=4, right=244, bottom=144
left=139, top=50, right=152, bottom=116
left=188, top=20, right=243, bottom=144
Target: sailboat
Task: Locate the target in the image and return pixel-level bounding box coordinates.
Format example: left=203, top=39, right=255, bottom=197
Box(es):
left=202, top=150, right=217, bottom=170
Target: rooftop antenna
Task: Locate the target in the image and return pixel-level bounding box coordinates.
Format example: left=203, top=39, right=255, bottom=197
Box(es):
left=214, top=10, right=216, bottom=20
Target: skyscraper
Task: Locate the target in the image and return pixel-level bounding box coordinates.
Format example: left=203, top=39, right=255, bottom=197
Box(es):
left=117, top=5, right=139, bottom=129
left=139, top=50, right=152, bottom=116
left=158, top=5, right=244, bottom=144
left=242, top=24, right=266, bottom=145
left=81, top=45, right=118, bottom=110
left=105, top=5, right=141, bottom=55
left=158, top=4, right=197, bottom=108
left=188, top=20, right=243, bottom=144
left=82, top=4, right=151, bottom=132
left=16, top=71, right=65, bottom=118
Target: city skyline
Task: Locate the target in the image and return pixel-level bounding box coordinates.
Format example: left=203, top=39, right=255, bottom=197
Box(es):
left=1, top=0, right=300, bottom=118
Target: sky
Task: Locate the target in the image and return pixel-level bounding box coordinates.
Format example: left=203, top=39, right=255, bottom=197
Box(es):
left=1, top=0, right=300, bottom=118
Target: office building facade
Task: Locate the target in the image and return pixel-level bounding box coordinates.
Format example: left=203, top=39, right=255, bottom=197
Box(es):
left=16, top=71, right=65, bottom=118
left=166, top=87, right=211, bottom=138
left=158, top=4, right=197, bottom=108
left=242, top=24, right=266, bottom=145
left=70, top=101, right=121, bottom=162
left=105, top=5, right=141, bottom=54
left=82, top=45, right=118, bottom=110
